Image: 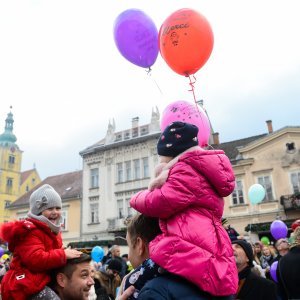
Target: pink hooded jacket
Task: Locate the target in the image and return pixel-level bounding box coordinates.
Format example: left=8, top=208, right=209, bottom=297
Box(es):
left=130, top=148, right=238, bottom=296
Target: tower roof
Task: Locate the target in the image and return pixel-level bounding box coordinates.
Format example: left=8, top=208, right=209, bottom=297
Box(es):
left=0, top=107, right=18, bottom=148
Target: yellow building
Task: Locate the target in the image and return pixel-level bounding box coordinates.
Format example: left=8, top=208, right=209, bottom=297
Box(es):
left=0, top=109, right=23, bottom=223
left=0, top=109, right=41, bottom=223
left=8, top=170, right=82, bottom=245
left=19, top=169, right=41, bottom=197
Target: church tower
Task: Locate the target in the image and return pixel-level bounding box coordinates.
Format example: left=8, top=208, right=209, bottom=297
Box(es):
left=0, top=107, right=23, bottom=222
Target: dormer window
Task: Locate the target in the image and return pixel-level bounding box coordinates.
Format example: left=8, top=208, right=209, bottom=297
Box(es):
left=286, top=142, right=296, bottom=153
left=132, top=128, right=138, bottom=138
left=124, top=131, right=130, bottom=140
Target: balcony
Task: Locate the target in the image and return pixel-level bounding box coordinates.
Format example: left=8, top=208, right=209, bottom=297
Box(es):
left=107, top=217, right=126, bottom=231
left=280, top=193, right=300, bottom=211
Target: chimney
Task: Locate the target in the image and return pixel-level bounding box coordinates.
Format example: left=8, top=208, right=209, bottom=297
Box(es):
left=132, top=117, right=139, bottom=128
left=266, top=120, right=273, bottom=133
left=213, top=132, right=220, bottom=145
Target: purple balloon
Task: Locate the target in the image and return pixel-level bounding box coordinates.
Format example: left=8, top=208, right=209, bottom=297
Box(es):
left=114, top=9, right=159, bottom=68
left=0, top=248, right=4, bottom=257
left=270, top=261, right=278, bottom=282
left=270, top=220, right=288, bottom=240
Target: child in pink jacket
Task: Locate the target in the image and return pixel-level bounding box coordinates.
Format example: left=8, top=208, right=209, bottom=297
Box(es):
left=129, top=121, right=238, bottom=296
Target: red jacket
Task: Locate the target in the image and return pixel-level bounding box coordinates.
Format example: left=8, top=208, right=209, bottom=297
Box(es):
left=130, top=148, right=238, bottom=296
left=0, top=218, right=66, bottom=300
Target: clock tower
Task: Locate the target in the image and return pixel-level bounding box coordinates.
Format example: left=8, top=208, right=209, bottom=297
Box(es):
left=0, top=107, right=23, bottom=222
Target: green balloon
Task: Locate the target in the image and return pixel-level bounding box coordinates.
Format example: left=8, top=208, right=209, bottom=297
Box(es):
left=261, top=236, right=270, bottom=245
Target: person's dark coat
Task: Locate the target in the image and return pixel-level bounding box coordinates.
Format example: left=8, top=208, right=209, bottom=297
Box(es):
left=277, top=246, right=300, bottom=300
left=137, top=273, right=234, bottom=300
left=237, top=267, right=277, bottom=300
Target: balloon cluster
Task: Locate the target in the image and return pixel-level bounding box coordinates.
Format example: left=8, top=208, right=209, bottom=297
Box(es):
left=114, top=8, right=214, bottom=147
left=269, top=220, right=288, bottom=282
left=247, top=182, right=288, bottom=283
left=113, top=8, right=214, bottom=76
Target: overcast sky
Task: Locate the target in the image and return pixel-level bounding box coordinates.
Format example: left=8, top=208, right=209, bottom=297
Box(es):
left=0, top=0, right=299, bottom=179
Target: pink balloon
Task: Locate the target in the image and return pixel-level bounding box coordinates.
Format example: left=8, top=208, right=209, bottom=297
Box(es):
left=160, top=100, right=210, bottom=147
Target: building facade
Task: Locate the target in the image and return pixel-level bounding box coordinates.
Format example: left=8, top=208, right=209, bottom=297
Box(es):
left=79, top=108, right=161, bottom=243
left=80, top=111, right=300, bottom=244
left=19, top=169, right=41, bottom=197
left=214, top=122, right=300, bottom=241
left=7, top=170, right=82, bottom=245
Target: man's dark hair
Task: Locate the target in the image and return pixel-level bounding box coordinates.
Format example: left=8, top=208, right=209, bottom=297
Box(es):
left=50, top=253, right=91, bottom=284
left=126, top=213, right=162, bottom=247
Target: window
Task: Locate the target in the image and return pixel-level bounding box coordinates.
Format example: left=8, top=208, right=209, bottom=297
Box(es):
left=142, top=157, right=149, bottom=178
left=61, top=210, right=68, bottom=231
left=90, top=168, right=99, bottom=188
left=117, top=199, right=124, bottom=219
left=125, top=161, right=131, bottom=181
left=117, top=163, right=123, bottom=183
left=4, top=200, right=11, bottom=208
left=126, top=198, right=134, bottom=217
left=291, top=171, right=300, bottom=193
left=132, top=128, right=138, bottom=138
left=232, top=180, right=245, bottom=205
left=124, top=131, right=130, bottom=140
left=90, top=202, right=99, bottom=224
left=8, top=156, right=15, bottom=164
left=6, top=178, right=13, bottom=187
left=257, top=175, right=274, bottom=202
left=133, top=159, right=140, bottom=180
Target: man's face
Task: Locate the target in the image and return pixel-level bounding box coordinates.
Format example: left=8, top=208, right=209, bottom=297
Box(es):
left=276, top=239, right=289, bottom=252
left=232, top=244, right=249, bottom=272
left=126, top=232, right=143, bottom=269
left=59, top=261, right=94, bottom=300
left=112, top=246, right=121, bottom=257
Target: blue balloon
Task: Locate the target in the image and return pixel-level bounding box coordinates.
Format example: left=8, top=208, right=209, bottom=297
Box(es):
left=91, top=246, right=104, bottom=263
left=248, top=184, right=266, bottom=204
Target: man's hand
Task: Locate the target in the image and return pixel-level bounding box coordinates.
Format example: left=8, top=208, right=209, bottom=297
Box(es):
left=117, top=286, right=135, bottom=300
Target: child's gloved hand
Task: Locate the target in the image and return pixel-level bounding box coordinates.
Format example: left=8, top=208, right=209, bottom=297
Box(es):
left=148, top=169, right=169, bottom=191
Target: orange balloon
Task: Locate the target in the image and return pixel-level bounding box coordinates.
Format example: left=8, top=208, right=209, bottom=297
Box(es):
left=159, top=8, right=214, bottom=76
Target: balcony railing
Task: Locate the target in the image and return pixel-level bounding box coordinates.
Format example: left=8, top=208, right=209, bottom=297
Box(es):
left=280, top=193, right=300, bottom=211
left=107, top=217, right=127, bottom=231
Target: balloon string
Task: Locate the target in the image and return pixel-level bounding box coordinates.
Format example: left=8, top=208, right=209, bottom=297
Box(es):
left=146, top=68, right=163, bottom=95
left=188, top=75, right=199, bottom=113
left=188, top=75, right=209, bottom=148
left=146, top=67, right=152, bottom=75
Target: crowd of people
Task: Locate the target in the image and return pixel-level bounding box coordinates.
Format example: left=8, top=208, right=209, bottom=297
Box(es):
left=0, top=121, right=299, bottom=299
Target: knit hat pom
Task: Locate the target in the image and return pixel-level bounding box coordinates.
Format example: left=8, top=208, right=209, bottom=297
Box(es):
left=157, top=122, right=199, bottom=157
left=29, top=184, right=62, bottom=215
